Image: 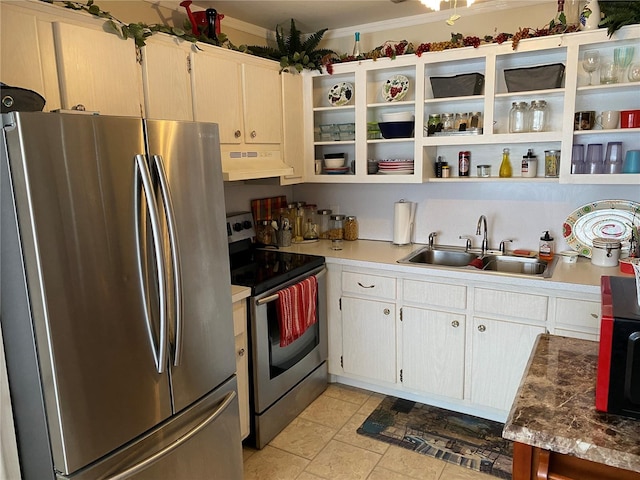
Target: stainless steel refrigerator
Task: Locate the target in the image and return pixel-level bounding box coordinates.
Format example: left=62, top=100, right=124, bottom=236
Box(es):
left=0, top=112, right=242, bottom=479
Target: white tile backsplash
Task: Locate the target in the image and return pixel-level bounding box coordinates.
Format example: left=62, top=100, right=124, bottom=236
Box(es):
left=222, top=181, right=639, bottom=253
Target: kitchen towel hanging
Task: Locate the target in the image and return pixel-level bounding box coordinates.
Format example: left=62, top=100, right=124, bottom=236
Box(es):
left=276, top=275, right=318, bottom=347
left=393, top=199, right=416, bottom=245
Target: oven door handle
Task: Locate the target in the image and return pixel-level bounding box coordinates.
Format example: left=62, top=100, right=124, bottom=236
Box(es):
left=256, top=268, right=326, bottom=306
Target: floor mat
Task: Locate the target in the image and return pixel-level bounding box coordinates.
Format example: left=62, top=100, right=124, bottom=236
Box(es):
left=357, top=396, right=513, bottom=479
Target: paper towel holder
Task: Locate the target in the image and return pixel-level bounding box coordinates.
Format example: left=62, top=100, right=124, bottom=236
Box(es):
left=392, top=199, right=416, bottom=246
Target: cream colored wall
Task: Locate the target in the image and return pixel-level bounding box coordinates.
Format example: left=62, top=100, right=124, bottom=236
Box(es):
left=321, top=3, right=556, bottom=56
left=97, top=1, right=266, bottom=46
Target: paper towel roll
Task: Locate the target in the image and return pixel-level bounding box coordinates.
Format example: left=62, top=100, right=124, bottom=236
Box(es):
left=393, top=200, right=413, bottom=245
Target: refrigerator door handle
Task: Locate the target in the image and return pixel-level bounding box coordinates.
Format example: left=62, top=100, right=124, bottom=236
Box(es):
left=105, top=390, right=237, bottom=480
left=151, top=154, right=183, bottom=367
left=135, top=154, right=169, bottom=374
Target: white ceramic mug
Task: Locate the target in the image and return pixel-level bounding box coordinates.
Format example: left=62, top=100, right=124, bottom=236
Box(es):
left=597, top=110, right=620, bottom=130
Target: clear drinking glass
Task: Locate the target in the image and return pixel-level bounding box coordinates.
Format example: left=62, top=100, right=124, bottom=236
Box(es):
left=604, top=142, right=624, bottom=174
left=600, top=61, right=618, bottom=84
left=586, top=143, right=604, bottom=174
left=582, top=50, right=600, bottom=86
left=571, top=144, right=585, bottom=174
left=614, top=46, right=635, bottom=81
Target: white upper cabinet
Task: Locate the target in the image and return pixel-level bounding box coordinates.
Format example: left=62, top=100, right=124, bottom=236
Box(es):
left=303, top=25, right=640, bottom=185
left=53, top=22, right=143, bottom=117
left=141, top=38, right=193, bottom=121
left=190, top=46, right=282, bottom=145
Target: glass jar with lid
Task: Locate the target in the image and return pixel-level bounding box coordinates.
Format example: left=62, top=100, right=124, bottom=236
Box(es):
left=509, top=101, right=528, bottom=133
left=529, top=100, right=548, bottom=132
left=329, top=214, right=345, bottom=240
left=344, top=216, right=359, bottom=241
left=441, top=113, right=455, bottom=131
left=317, top=209, right=332, bottom=239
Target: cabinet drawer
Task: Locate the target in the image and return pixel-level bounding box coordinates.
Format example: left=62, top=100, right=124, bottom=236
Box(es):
left=403, top=279, right=466, bottom=310
left=474, top=288, right=547, bottom=323
left=555, top=298, right=600, bottom=330
left=342, top=271, right=396, bottom=299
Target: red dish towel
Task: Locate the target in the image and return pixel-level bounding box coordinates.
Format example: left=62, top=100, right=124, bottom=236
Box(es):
left=276, top=276, right=318, bottom=347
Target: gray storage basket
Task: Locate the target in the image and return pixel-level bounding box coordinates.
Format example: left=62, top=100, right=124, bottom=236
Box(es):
left=504, top=63, right=565, bottom=92
left=430, top=73, right=484, bottom=98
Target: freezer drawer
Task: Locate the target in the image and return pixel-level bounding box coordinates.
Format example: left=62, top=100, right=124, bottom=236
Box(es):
left=62, top=376, right=243, bottom=480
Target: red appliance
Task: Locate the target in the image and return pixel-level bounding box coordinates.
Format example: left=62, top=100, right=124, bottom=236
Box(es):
left=596, top=276, right=640, bottom=419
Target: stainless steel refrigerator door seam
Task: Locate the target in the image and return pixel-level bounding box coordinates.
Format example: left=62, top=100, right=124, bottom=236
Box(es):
left=151, top=154, right=183, bottom=367
left=135, top=154, right=168, bottom=374
left=105, top=390, right=237, bottom=480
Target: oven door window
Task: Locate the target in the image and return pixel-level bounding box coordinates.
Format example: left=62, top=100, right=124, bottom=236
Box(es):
left=266, top=301, right=319, bottom=378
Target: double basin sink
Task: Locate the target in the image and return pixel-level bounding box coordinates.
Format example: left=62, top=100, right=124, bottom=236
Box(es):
left=398, top=245, right=557, bottom=278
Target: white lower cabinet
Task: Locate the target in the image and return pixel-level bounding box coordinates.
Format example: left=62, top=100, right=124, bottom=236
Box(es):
left=401, top=306, right=465, bottom=399
left=469, top=316, right=545, bottom=411
left=341, top=296, right=397, bottom=384
left=232, top=298, right=249, bottom=440
left=552, top=296, right=601, bottom=341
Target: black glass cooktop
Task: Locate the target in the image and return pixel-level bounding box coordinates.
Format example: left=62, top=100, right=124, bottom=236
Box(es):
left=229, top=242, right=325, bottom=295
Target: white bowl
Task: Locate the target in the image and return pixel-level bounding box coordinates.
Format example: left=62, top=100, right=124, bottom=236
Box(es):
left=559, top=250, right=578, bottom=264
left=324, top=157, right=345, bottom=168
left=381, top=111, right=414, bottom=122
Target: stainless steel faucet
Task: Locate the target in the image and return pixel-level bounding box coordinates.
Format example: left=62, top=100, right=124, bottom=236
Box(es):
left=476, top=215, right=488, bottom=253
left=428, top=231, right=437, bottom=248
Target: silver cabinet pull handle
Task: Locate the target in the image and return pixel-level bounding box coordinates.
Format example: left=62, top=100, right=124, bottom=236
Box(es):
left=357, top=282, right=375, bottom=289
left=234, top=130, right=241, bottom=138
left=383, top=308, right=390, bottom=315
left=238, top=348, right=245, bottom=357
left=250, top=130, right=257, bottom=138
left=478, top=324, right=486, bottom=332
left=451, top=320, right=460, bottom=328
left=591, top=313, right=598, bottom=319
left=134, top=154, right=168, bottom=374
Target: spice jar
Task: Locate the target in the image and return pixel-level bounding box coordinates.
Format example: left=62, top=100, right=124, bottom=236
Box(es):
left=329, top=214, right=345, bottom=240
left=317, top=209, right=332, bottom=239
left=344, top=216, right=359, bottom=241
left=256, top=220, right=274, bottom=245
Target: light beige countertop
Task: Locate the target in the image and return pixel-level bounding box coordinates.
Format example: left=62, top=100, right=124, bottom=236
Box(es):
left=503, top=334, right=640, bottom=473
left=231, top=285, right=251, bottom=303
left=277, top=239, right=633, bottom=294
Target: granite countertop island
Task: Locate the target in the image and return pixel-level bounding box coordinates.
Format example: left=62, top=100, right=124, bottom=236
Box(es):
left=503, top=334, right=640, bottom=479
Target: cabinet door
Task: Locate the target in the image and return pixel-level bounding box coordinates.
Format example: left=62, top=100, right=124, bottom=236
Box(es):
left=190, top=51, right=243, bottom=143
left=141, top=40, right=193, bottom=121
left=280, top=72, right=305, bottom=184
left=232, top=299, right=249, bottom=440
left=401, top=306, right=465, bottom=399
left=242, top=63, right=282, bottom=144
left=470, top=317, right=544, bottom=411
left=53, top=22, right=142, bottom=117
left=342, top=296, right=396, bottom=384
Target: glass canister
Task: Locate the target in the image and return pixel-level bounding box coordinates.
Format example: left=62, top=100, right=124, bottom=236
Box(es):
left=454, top=112, right=469, bottom=130
left=544, top=149, right=560, bottom=177
left=344, top=216, right=359, bottom=241
left=317, top=209, right=332, bottom=239
left=427, top=113, right=441, bottom=128
left=329, top=214, right=345, bottom=240
left=529, top=100, right=548, bottom=132
left=509, top=101, right=528, bottom=133
left=302, top=205, right=318, bottom=240
left=256, top=220, right=274, bottom=245
left=441, top=113, right=455, bottom=131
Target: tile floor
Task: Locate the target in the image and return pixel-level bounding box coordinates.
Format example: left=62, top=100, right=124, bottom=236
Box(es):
left=243, top=383, right=500, bottom=480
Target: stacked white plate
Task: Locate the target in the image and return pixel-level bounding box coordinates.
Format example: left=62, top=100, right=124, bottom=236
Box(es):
left=377, top=159, right=414, bottom=175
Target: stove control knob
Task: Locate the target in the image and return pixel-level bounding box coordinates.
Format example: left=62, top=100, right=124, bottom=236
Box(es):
left=233, top=222, right=242, bottom=232
left=242, top=220, right=252, bottom=229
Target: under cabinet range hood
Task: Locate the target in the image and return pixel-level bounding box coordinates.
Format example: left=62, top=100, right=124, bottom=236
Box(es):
left=220, top=146, right=293, bottom=181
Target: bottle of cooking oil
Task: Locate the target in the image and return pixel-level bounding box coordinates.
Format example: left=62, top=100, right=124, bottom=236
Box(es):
left=499, top=148, right=512, bottom=178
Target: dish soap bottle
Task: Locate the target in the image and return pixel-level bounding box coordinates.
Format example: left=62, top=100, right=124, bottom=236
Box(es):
left=499, top=148, right=512, bottom=178
left=539, top=231, right=555, bottom=260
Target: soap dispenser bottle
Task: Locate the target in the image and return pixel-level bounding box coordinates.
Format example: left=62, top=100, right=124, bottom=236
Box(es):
left=539, top=231, right=555, bottom=260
